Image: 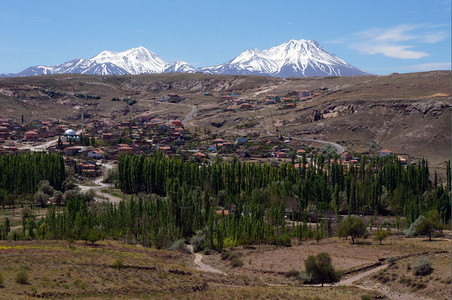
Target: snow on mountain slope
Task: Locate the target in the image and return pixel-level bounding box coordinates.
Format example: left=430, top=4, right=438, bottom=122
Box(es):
left=164, top=61, right=196, bottom=73
left=91, top=46, right=167, bottom=74
left=199, top=39, right=371, bottom=77
left=1, top=40, right=370, bottom=77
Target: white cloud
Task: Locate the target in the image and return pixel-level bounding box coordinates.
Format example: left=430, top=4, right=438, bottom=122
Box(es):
left=400, top=62, right=451, bottom=71
left=354, top=44, right=429, bottom=59
left=348, top=24, right=447, bottom=59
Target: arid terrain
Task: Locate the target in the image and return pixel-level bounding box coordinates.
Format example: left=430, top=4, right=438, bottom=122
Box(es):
left=0, top=71, right=450, bottom=169
left=0, top=234, right=449, bottom=299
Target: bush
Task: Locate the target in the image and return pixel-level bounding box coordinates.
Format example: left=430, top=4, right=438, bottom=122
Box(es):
left=0, top=272, right=4, bottom=287
left=385, top=256, right=399, bottom=266
left=231, top=257, right=244, bottom=268
left=190, top=230, right=206, bottom=252
left=405, top=215, right=425, bottom=237
left=285, top=269, right=300, bottom=278
left=373, top=228, right=389, bottom=245
left=413, top=257, right=433, bottom=276
left=169, top=239, right=191, bottom=254
left=221, top=251, right=231, bottom=260
left=112, top=258, right=124, bottom=269
left=16, top=270, right=29, bottom=285
left=297, top=271, right=313, bottom=284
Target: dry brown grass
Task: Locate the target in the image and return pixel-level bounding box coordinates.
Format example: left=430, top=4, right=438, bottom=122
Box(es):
left=0, top=239, right=390, bottom=299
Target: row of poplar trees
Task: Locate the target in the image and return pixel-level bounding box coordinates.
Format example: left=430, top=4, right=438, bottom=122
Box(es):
left=0, top=152, right=65, bottom=195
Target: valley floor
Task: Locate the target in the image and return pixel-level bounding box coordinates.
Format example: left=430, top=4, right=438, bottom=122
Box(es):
left=0, top=234, right=449, bottom=299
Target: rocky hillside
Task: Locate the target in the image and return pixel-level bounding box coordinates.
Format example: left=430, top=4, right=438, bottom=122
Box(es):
left=0, top=71, right=449, bottom=167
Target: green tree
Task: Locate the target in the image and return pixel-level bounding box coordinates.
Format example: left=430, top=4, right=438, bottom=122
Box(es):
left=304, top=252, right=340, bottom=286
left=416, top=210, right=443, bottom=241
left=373, top=226, right=388, bottom=245
left=337, top=216, right=367, bottom=244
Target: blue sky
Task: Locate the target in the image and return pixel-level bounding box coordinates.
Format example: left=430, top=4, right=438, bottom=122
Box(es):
left=0, top=0, right=450, bottom=75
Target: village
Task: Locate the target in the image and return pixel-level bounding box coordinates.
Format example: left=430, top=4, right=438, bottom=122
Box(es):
left=0, top=85, right=408, bottom=186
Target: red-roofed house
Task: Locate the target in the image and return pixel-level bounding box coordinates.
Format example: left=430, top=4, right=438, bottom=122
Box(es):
left=25, top=131, right=38, bottom=141
left=171, top=120, right=183, bottom=127
left=380, top=149, right=393, bottom=157
left=193, top=152, right=206, bottom=161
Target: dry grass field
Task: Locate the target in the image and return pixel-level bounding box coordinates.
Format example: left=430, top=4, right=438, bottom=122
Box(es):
left=0, top=239, right=387, bottom=299
left=0, top=235, right=448, bottom=299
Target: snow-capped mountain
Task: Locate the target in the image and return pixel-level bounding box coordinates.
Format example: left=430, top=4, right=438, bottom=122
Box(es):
left=2, top=47, right=195, bottom=76
left=164, top=61, right=196, bottom=73
left=13, top=59, right=131, bottom=76
left=199, top=39, right=371, bottom=77
left=90, top=46, right=167, bottom=74
left=1, top=40, right=370, bottom=77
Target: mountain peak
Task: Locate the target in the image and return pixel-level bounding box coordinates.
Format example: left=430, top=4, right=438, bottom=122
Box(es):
left=200, top=39, right=370, bottom=77
left=2, top=40, right=371, bottom=78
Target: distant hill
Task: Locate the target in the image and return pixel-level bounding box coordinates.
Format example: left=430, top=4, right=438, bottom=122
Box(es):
left=0, top=71, right=449, bottom=168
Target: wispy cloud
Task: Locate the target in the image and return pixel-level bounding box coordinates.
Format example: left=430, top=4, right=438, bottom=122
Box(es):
left=136, top=29, right=152, bottom=35
left=354, top=44, right=429, bottom=59
left=399, top=62, right=451, bottom=71
left=340, top=24, right=447, bottom=59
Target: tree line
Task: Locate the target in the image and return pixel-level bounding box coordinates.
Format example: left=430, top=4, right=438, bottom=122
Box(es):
left=118, top=152, right=451, bottom=224
left=0, top=152, right=65, bottom=195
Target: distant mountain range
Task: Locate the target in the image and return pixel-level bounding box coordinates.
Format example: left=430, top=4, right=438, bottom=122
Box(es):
left=1, top=40, right=371, bottom=78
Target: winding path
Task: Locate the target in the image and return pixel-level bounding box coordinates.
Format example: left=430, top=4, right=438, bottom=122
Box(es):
left=181, top=104, right=197, bottom=127
left=78, top=162, right=122, bottom=204
left=162, top=102, right=198, bottom=127
left=292, top=137, right=345, bottom=154
left=187, top=245, right=227, bottom=275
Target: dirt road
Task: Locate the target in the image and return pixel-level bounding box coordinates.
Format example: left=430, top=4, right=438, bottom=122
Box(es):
left=337, top=263, right=432, bottom=300
left=78, top=162, right=121, bottom=204
left=187, top=245, right=227, bottom=275
left=293, top=137, right=345, bottom=154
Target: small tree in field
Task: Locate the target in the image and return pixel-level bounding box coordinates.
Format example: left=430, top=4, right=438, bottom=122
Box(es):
left=416, top=210, right=443, bottom=241
left=337, top=216, right=368, bottom=244
left=373, top=226, right=389, bottom=245
left=304, top=252, right=340, bottom=287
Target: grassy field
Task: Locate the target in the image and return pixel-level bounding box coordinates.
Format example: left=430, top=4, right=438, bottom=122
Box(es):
left=0, top=240, right=386, bottom=299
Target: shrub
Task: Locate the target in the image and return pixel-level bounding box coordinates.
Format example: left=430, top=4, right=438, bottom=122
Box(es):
left=0, top=272, right=4, bottom=287
left=112, top=258, right=124, bottom=269
left=231, top=257, right=244, bottom=268
left=190, top=230, right=206, bottom=252
left=373, top=228, right=389, bottom=245
left=297, top=271, right=313, bottom=284
left=385, top=256, right=399, bottom=266
left=16, top=270, right=29, bottom=285
left=285, top=269, right=300, bottom=278
left=413, top=257, right=433, bottom=276
left=405, top=215, right=425, bottom=237
left=221, top=251, right=231, bottom=260
left=169, top=239, right=191, bottom=254
left=361, top=296, right=372, bottom=300
left=203, top=247, right=211, bottom=255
